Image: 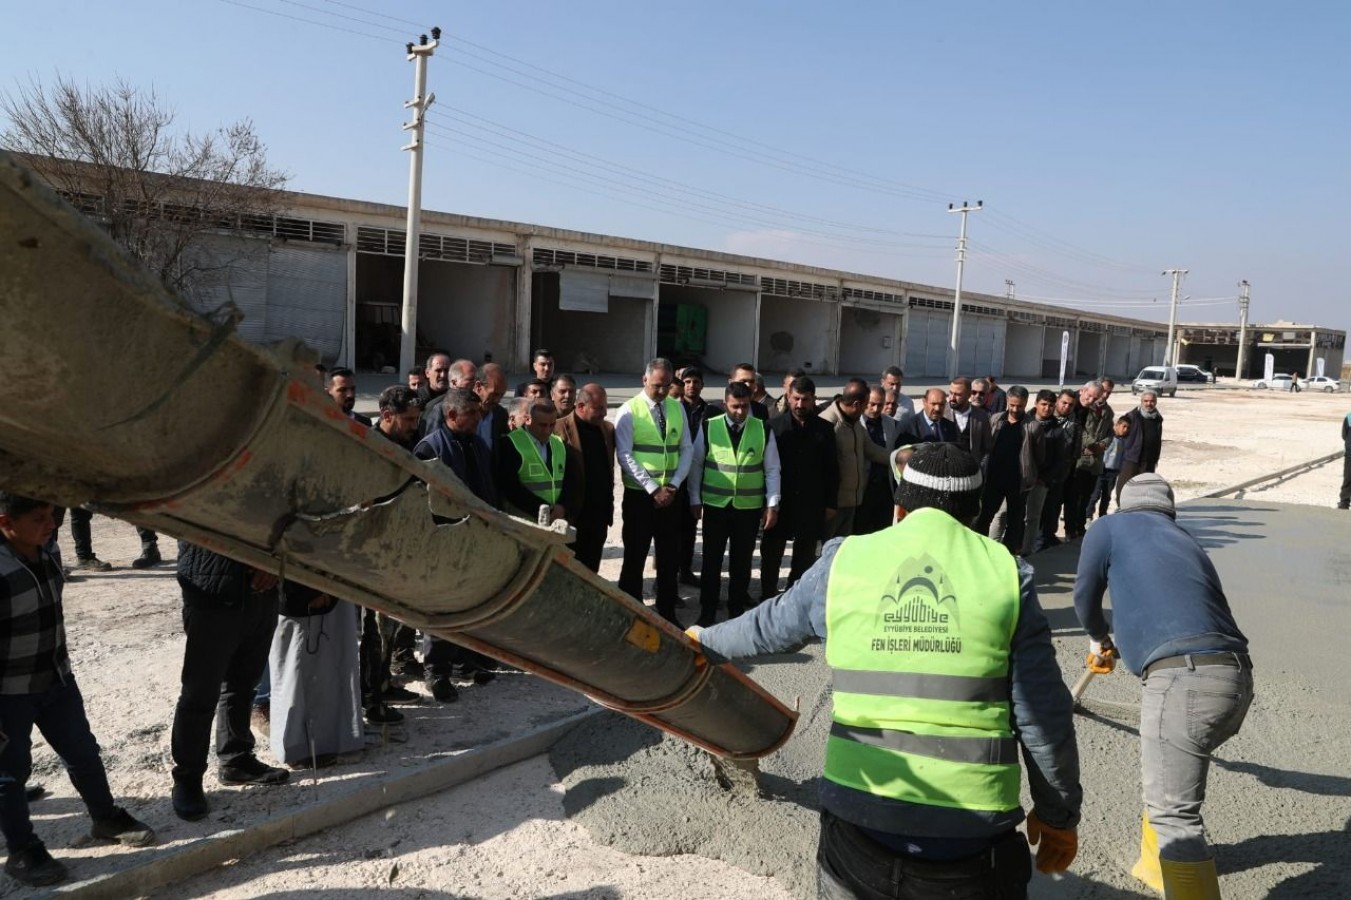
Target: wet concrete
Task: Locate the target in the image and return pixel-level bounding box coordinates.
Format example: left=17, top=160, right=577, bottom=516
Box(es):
left=552, top=500, right=1351, bottom=897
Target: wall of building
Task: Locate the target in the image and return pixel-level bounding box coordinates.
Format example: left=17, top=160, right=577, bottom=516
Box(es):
left=1041, top=328, right=1073, bottom=380
left=659, top=285, right=757, bottom=376
left=758, top=296, right=832, bottom=376
left=416, top=261, right=516, bottom=364
left=1076, top=332, right=1106, bottom=378
left=957, top=314, right=1006, bottom=379
left=1005, top=323, right=1044, bottom=377
left=532, top=272, right=650, bottom=374
left=1106, top=334, right=1132, bottom=377
left=838, top=305, right=901, bottom=375
left=903, top=308, right=953, bottom=378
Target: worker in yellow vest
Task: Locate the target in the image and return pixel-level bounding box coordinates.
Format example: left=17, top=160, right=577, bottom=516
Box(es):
left=689, top=381, right=781, bottom=627
left=615, top=358, right=693, bottom=625
left=496, top=398, right=578, bottom=523
left=690, top=443, right=1082, bottom=898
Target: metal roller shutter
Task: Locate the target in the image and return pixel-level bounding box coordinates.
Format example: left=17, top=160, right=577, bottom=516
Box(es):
left=266, top=245, right=347, bottom=363
left=558, top=269, right=611, bottom=313
left=182, top=236, right=270, bottom=343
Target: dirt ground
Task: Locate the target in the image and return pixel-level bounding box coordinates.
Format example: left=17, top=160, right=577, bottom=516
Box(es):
left=10, top=385, right=1349, bottom=898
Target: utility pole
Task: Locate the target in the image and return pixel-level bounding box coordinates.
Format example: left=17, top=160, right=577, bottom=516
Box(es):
left=946, top=200, right=982, bottom=379
left=1005, top=279, right=1015, bottom=300
left=1161, top=267, right=1187, bottom=366
left=398, top=27, right=441, bottom=376
left=1235, top=280, right=1251, bottom=379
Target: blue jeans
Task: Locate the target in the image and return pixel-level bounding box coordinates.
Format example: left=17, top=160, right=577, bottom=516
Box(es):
left=1140, top=658, right=1254, bottom=861
left=0, top=680, right=118, bottom=852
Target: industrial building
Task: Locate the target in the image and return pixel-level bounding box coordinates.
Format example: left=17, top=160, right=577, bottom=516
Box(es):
left=1175, top=321, right=1346, bottom=381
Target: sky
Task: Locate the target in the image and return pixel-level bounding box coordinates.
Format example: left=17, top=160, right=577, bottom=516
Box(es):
left=3, top=1, right=1347, bottom=330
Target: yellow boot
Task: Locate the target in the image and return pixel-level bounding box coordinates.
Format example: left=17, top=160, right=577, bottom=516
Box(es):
left=1159, top=857, right=1222, bottom=899
left=1130, top=812, right=1164, bottom=893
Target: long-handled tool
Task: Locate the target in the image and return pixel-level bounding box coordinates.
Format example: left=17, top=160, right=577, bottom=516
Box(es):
left=1070, top=651, right=1141, bottom=724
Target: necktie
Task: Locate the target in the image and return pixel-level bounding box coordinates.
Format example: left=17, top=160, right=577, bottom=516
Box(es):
left=653, top=400, right=667, bottom=438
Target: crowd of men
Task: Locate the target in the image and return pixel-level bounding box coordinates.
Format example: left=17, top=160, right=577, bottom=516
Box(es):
left=0, top=348, right=1177, bottom=888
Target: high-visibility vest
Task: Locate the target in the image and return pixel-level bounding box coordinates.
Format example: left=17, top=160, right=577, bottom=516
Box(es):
left=701, top=415, right=766, bottom=509
left=823, top=507, right=1023, bottom=813
left=622, top=396, right=683, bottom=490
left=508, top=429, right=566, bottom=505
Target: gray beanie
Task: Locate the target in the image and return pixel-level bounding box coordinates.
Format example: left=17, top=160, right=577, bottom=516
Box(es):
left=1119, top=473, right=1176, bottom=518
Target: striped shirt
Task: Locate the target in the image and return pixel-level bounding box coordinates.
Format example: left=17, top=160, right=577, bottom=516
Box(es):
left=0, top=538, right=72, bottom=694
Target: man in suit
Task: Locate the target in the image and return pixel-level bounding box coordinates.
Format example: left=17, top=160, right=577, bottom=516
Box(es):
left=678, top=367, right=712, bottom=586
left=819, top=382, right=894, bottom=540
left=497, top=398, right=580, bottom=523
left=944, top=377, right=993, bottom=469
left=475, top=363, right=510, bottom=454
left=759, top=376, right=838, bottom=598
left=879, top=366, right=917, bottom=419
left=555, top=383, right=616, bottom=572
left=419, top=359, right=479, bottom=438
left=899, top=388, right=959, bottom=445
left=857, top=386, right=902, bottom=534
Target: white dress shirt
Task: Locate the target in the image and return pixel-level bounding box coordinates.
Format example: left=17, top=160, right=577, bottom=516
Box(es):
left=613, top=394, right=693, bottom=494
left=687, top=417, right=782, bottom=509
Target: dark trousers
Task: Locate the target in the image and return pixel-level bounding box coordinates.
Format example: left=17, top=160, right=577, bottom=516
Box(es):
left=679, top=487, right=698, bottom=575
left=1115, top=460, right=1142, bottom=507
left=759, top=507, right=823, bottom=598
left=977, top=474, right=1026, bottom=554
left=856, top=479, right=894, bottom=536
left=67, top=507, right=156, bottom=559
left=1340, top=453, right=1350, bottom=508
left=816, top=810, right=1030, bottom=900
left=618, top=488, right=681, bottom=622
left=698, top=505, right=761, bottom=623
left=570, top=515, right=609, bottom=573
left=423, top=636, right=490, bottom=680
left=1088, top=468, right=1120, bottom=518
left=170, top=592, right=278, bottom=782
left=1039, top=481, right=1066, bottom=545
left=1064, top=469, right=1095, bottom=534
left=0, top=680, right=117, bottom=852
left=359, top=608, right=397, bottom=708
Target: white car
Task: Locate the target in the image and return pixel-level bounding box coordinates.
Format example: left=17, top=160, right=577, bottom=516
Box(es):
left=1251, top=374, right=1293, bottom=390
left=1300, top=375, right=1341, bottom=393
left=1132, top=366, right=1178, bottom=397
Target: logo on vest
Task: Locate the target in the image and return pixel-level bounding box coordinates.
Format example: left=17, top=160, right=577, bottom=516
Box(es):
left=871, top=554, right=962, bottom=654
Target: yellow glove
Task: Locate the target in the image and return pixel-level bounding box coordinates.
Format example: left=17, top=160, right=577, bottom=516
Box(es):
left=1086, top=637, right=1117, bottom=674
left=684, top=626, right=704, bottom=644
left=1026, top=812, right=1078, bottom=874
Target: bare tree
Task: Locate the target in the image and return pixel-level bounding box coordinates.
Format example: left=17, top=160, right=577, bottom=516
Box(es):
left=1, top=75, right=289, bottom=297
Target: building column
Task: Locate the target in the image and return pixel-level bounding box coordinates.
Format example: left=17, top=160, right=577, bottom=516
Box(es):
left=513, top=235, right=535, bottom=374
left=342, top=237, right=357, bottom=370
left=826, top=293, right=843, bottom=375
left=1306, top=329, right=1318, bottom=378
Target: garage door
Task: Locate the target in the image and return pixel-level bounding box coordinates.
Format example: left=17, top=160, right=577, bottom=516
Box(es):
left=958, top=316, right=1005, bottom=379
left=904, top=309, right=953, bottom=378
left=182, top=235, right=271, bottom=343
left=265, top=245, right=348, bottom=363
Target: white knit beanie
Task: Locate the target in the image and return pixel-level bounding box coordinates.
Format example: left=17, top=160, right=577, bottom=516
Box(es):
left=1118, top=473, right=1176, bottom=518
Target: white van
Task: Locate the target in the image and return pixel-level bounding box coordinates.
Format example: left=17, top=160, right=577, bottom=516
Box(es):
left=1131, top=366, right=1178, bottom=397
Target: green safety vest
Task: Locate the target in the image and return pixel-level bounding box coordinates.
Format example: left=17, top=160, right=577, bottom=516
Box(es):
left=508, top=429, right=566, bottom=506
left=622, top=396, right=683, bottom=490
left=823, top=507, right=1023, bottom=813
left=701, top=415, right=766, bottom=509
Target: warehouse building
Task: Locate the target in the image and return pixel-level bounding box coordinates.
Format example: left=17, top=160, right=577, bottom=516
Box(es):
left=1176, top=321, right=1346, bottom=381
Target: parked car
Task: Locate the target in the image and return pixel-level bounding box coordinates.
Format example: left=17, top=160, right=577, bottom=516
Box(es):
left=1132, top=366, right=1178, bottom=397
left=1176, top=364, right=1215, bottom=385
left=1251, top=374, right=1293, bottom=390
left=1300, top=375, right=1341, bottom=393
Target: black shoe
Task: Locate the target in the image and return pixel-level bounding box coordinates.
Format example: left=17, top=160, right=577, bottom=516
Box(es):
left=679, top=570, right=700, bottom=587
left=472, top=669, right=496, bottom=686
left=4, top=839, right=66, bottom=887
left=449, top=667, right=479, bottom=688
left=427, top=678, right=459, bottom=703
left=172, top=781, right=209, bottom=822
left=24, top=783, right=45, bottom=803
left=695, top=613, right=717, bottom=628
left=90, top=807, right=156, bottom=847
left=130, top=545, right=162, bottom=569
left=218, top=755, right=290, bottom=786
left=381, top=684, right=419, bottom=703
left=74, top=556, right=112, bottom=572
left=392, top=657, right=424, bottom=683
left=288, top=753, right=338, bottom=771
left=364, top=703, right=405, bottom=725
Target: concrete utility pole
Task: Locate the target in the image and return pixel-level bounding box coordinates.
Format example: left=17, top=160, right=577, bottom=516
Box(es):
left=1161, top=267, right=1188, bottom=366
left=946, top=200, right=982, bottom=379
left=398, top=27, right=441, bottom=376
left=1235, top=280, right=1251, bottom=379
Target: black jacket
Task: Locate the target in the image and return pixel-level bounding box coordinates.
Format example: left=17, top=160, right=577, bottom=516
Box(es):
left=414, top=425, right=499, bottom=507
left=177, top=542, right=252, bottom=606
left=769, top=411, right=839, bottom=517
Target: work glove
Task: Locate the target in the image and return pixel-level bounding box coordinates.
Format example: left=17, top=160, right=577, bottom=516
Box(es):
left=1025, top=812, right=1078, bottom=874
left=1086, top=637, right=1117, bottom=674
left=684, top=626, right=704, bottom=644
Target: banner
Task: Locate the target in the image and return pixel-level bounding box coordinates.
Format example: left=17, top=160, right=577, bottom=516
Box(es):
left=1058, top=330, right=1070, bottom=387
left=1316, top=357, right=1326, bottom=378
left=1264, top=353, right=1275, bottom=383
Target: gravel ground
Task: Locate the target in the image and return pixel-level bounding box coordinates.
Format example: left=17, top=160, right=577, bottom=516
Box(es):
left=11, top=386, right=1349, bottom=897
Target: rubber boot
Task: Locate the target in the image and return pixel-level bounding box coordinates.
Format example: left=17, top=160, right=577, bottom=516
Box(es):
left=1131, top=812, right=1164, bottom=893
left=1159, top=857, right=1221, bottom=899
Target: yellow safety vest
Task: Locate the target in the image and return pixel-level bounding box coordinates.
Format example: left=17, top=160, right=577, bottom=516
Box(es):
left=701, top=415, right=766, bottom=509
left=508, top=428, right=565, bottom=506
left=823, top=507, right=1023, bottom=813
left=622, top=395, right=683, bottom=490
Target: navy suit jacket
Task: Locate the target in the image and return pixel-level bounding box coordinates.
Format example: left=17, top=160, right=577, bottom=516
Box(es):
left=899, top=413, right=959, bottom=445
